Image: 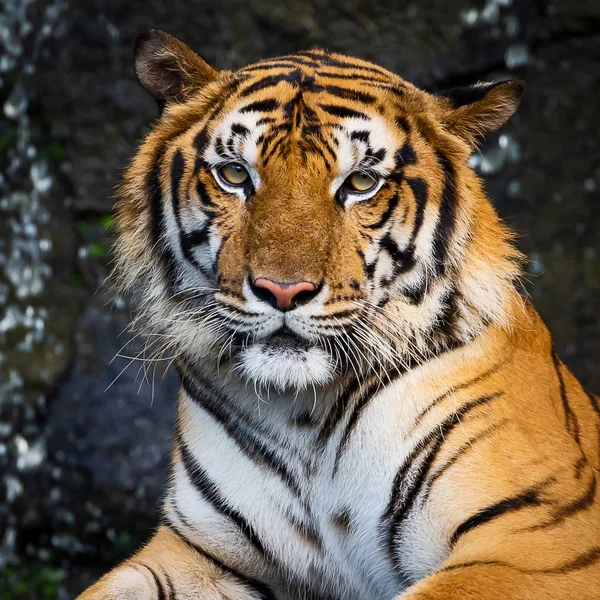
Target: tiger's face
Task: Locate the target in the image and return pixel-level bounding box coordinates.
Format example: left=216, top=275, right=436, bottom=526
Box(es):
left=116, top=31, right=523, bottom=391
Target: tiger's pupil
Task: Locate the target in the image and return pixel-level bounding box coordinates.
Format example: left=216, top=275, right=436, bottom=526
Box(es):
left=349, top=172, right=377, bottom=192
left=220, top=163, right=249, bottom=186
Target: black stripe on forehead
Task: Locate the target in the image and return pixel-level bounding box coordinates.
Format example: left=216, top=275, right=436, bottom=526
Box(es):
left=350, top=130, right=370, bottom=143
left=295, top=50, right=393, bottom=77
left=320, top=104, right=371, bottom=119
left=238, top=69, right=303, bottom=97
left=244, top=53, right=322, bottom=70
left=239, top=99, right=280, bottom=113
left=231, top=123, right=250, bottom=137
left=311, top=83, right=377, bottom=104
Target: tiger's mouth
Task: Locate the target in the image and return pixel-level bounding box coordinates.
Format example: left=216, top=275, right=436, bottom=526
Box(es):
left=234, top=324, right=336, bottom=391
left=262, top=328, right=312, bottom=353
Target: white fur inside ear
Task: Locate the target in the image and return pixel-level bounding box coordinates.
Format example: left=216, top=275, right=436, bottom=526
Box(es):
left=237, top=344, right=334, bottom=391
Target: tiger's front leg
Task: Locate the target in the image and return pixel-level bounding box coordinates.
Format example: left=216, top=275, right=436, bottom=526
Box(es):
left=398, top=559, right=600, bottom=600
left=77, top=526, right=272, bottom=600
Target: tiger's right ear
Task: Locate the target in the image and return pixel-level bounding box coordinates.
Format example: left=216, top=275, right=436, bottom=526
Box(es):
left=134, top=30, right=218, bottom=105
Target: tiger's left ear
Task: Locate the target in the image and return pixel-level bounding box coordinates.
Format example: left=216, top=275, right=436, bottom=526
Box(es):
left=134, top=29, right=219, bottom=106
left=436, top=80, right=524, bottom=147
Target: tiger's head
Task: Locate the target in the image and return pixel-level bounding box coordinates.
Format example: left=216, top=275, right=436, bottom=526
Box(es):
left=116, top=30, right=524, bottom=392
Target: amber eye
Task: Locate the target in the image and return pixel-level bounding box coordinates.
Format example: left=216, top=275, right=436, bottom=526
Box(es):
left=218, top=163, right=250, bottom=186
left=347, top=171, right=378, bottom=193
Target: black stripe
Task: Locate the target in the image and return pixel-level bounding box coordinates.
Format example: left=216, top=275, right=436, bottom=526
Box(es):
left=450, top=479, right=553, bottom=547
left=405, top=177, right=428, bottom=247
left=139, top=564, right=166, bottom=600
left=149, top=163, right=179, bottom=292
left=231, top=123, right=250, bottom=137
left=162, top=519, right=276, bottom=600
left=263, top=54, right=321, bottom=68
left=436, top=286, right=460, bottom=339
left=256, top=117, right=277, bottom=126
left=196, top=177, right=217, bottom=210
left=527, top=475, right=597, bottom=531
left=312, top=308, right=357, bottom=320
left=440, top=560, right=504, bottom=573
left=164, top=573, right=175, bottom=600
left=260, top=122, right=293, bottom=147
left=410, top=358, right=508, bottom=432
left=586, top=389, right=600, bottom=416
left=442, top=547, right=600, bottom=575
left=431, top=150, right=457, bottom=277
left=149, top=162, right=167, bottom=251
left=423, top=420, right=508, bottom=501
left=394, top=177, right=429, bottom=280
left=178, top=434, right=269, bottom=557
left=319, top=104, right=370, bottom=119
left=179, top=367, right=304, bottom=500
left=240, top=99, right=280, bottom=113
left=357, top=247, right=377, bottom=279
left=332, top=378, right=381, bottom=473
left=379, top=232, right=405, bottom=264
left=239, top=70, right=302, bottom=97
left=552, top=350, right=582, bottom=447
left=243, top=60, right=315, bottom=72
left=380, top=85, right=406, bottom=99
left=394, top=142, right=417, bottom=168
left=395, top=116, right=410, bottom=133
left=288, top=514, right=324, bottom=551
left=350, top=130, right=370, bottom=143
left=262, top=136, right=286, bottom=167
left=383, top=393, right=502, bottom=568
left=367, top=191, right=400, bottom=229
left=311, top=84, right=376, bottom=104
left=316, top=376, right=362, bottom=446
left=311, top=54, right=391, bottom=77
left=540, top=546, right=600, bottom=573
left=366, top=146, right=386, bottom=164
left=584, top=389, right=600, bottom=465
left=181, top=225, right=209, bottom=250
left=377, top=177, right=428, bottom=287
left=170, top=150, right=186, bottom=229
left=317, top=70, right=390, bottom=84
left=319, top=139, right=336, bottom=168
left=194, top=128, right=210, bottom=153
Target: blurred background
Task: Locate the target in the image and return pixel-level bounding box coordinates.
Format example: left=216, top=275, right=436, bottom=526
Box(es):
left=0, top=0, right=598, bottom=596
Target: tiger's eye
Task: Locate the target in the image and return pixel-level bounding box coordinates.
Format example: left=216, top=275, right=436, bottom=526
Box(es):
left=219, top=163, right=249, bottom=186
left=348, top=171, right=377, bottom=193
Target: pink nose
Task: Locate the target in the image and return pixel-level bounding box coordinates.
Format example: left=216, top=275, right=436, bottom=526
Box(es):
left=252, top=278, right=318, bottom=311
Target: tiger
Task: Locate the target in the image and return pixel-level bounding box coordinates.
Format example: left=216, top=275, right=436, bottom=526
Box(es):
left=78, top=29, right=600, bottom=600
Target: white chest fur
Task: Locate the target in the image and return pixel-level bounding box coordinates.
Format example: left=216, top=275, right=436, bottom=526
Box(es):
left=165, top=368, right=453, bottom=600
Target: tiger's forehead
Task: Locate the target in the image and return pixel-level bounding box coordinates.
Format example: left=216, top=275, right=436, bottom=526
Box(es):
left=201, top=51, right=413, bottom=179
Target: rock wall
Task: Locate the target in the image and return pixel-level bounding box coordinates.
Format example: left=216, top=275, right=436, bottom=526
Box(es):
left=0, top=0, right=598, bottom=596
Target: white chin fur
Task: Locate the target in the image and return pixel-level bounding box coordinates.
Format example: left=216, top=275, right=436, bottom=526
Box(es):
left=237, top=343, right=335, bottom=391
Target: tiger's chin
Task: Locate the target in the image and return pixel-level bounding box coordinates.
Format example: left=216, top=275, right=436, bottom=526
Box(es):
left=236, top=334, right=336, bottom=391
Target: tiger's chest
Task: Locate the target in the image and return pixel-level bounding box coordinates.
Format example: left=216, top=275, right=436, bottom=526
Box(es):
left=168, top=378, right=449, bottom=600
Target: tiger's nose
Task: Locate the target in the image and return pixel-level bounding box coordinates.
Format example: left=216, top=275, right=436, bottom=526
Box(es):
left=251, top=278, right=319, bottom=311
